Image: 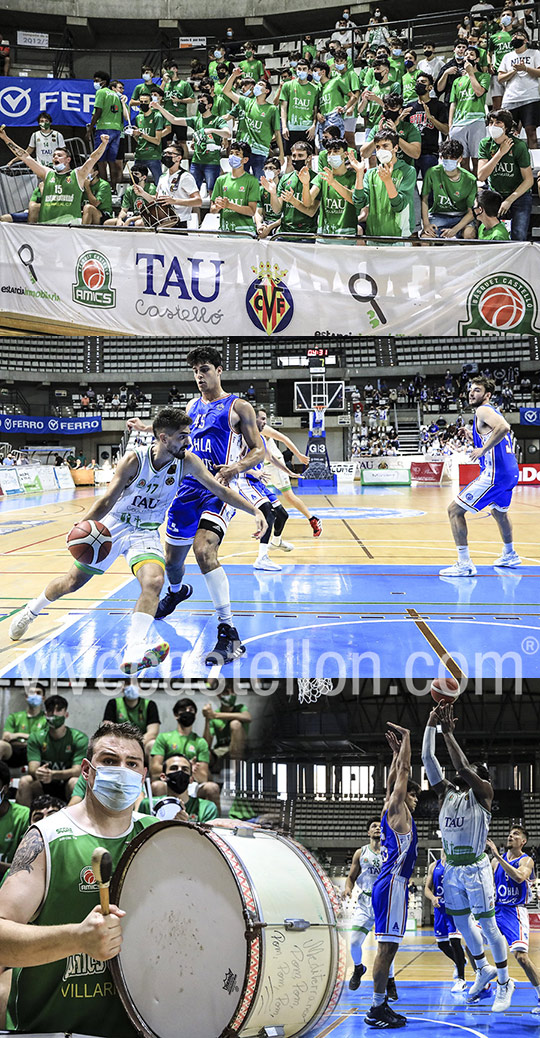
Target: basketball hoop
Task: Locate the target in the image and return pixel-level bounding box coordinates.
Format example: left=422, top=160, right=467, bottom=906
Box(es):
left=297, top=677, right=334, bottom=704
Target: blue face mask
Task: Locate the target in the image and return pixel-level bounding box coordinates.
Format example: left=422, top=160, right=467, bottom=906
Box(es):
left=335, top=62, right=345, bottom=70
left=312, top=72, right=321, bottom=83
left=123, top=685, right=139, bottom=698
left=253, top=84, right=265, bottom=96
left=297, top=69, right=308, bottom=80
left=27, top=694, right=43, bottom=708
left=90, top=765, right=143, bottom=812
left=229, top=154, right=243, bottom=168
left=441, top=158, right=458, bottom=171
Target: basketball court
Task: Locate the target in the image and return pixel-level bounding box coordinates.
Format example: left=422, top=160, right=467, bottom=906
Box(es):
left=1, top=480, right=539, bottom=679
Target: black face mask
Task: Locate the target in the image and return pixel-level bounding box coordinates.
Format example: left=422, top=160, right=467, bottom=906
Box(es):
left=383, top=109, right=400, bottom=121
left=292, top=158, right=306, bottom=171
left=177, top=710, right=196, bottom=727
left=374, top=71, right=384, bottom=82
left=198, top=103, right=209, bottom=114
left=512, top=36, right=525, bottom=48
left=162, top=154, right=176, bottom=168
left=139, top=101, right=150, bottom=111
left=415, top=81, right=428, bottom=95
left=424, top=49, right=433, bottom=57
left=165, top=770, right=190, bottom=795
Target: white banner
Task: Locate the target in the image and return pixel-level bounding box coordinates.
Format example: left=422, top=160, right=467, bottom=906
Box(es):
left=1, top=225, right=539, bottom=338
left=17, top=30, right=49, bottom=47
left=54, top=465, right=75, bottom=488
left=361, top=468, right=411, bottom=485
left=17, top=464, right=44, bottom=492
left=0, top=468, right=22, bottom=495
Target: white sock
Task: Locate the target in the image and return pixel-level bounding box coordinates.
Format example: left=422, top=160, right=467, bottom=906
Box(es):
left=534, top=984, right=540, bottom=999
left=169, top=582, right=182, bottom=593
left=258, top=544, right=269, bottom=559
left=125, top=611, right=154, bottom=657
left=457, top=546, right=471, bottom=563
left=270, top=535, right=281, bottom=545
left=503, top=542, right=514, bottom=555
left=29, top=591, right=52, bottom=616
left=203, top=567, right=232, bottom=624
left=373, top=992, right=385, bottom=1006
left=388, top=962, right=395, bottom=979
left=476, top=956, right=489, bottom=971
left=498, top=966, right=509, bottom=984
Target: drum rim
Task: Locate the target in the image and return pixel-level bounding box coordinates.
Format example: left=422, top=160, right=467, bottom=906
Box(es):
left=109, top=819, right=258, bottom=1038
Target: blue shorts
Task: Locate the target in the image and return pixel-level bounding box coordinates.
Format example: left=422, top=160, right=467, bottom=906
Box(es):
left=94, top=128, right=121, bottom=163
left=238, top=473, right=278, bottom=508
left=457, top=468, right=519, bottom=514
left=165, top=478, right=235, bottom=545
left=434, top=905, right=460, bottom=941
left=495, top=903, right=529, bottom=951
left=373, top=873, right=409, bottom=944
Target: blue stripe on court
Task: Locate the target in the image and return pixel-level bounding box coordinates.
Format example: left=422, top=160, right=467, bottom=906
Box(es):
left=3, top=564, right=540, bottom=679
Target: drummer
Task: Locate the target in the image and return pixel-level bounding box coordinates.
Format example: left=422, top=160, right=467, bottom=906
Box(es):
left=132, top=141, right=202, bottom=228
left=0, top=721, right=156, bottom=1037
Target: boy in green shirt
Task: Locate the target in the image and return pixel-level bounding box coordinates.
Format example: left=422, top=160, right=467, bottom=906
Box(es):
left=81, top=165, right=113, bottom=225
left=421, top=138, right=477, bottom=239
left=310, top=137, right=358, bottom=241
left=132, top=90, right=165, bottom=185
left=88, top=69, right=124, bottom=187
left=129, top=64, right=157, bottom=110
left=448, top=45, right=490, bottom=174
left=239, top=45, right=266, bottom=83
left=211, top=140, right=260, bottom=235
left=477, top=109, right=533, bottom=241
left=0, top=761, right=29, bottom=876
left=280, top=58, right=319, bottom=170
left=312, top=60, right=348, bottom=145
left=488, top=10, right=513, bottom=111
left=359, top=58, right=401, bottom=131
left=104, top=164, right=157, bottom=226
left=0, top=683, right=47, bottom=768
left=255, top=157, right=283, bottom=238
left=262, top=140, right=319, bottom=238
left=352, top=130, right=416, bottom=240
left=18, top=695, right=88, bottom=806
left=475, top=188, right=511, bottom=240
left=151, top=92, right=230, bottom=193
left=222, top=68, right=283, bottom=177
left=139, top=755, right=218, bottom=822
left=361, top=93, right=421, bottom=166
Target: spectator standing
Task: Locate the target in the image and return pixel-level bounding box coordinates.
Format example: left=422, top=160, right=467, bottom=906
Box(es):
left=408, top=73, right=449, bottom=177
left=132, top=90, right=165, bottom=185
left=6, top=112, right=65, bottom=169
left=129, top=65, right=158, bottom=109
left=401, top=50, right=421, bottom=102
left=88, top=71, right=124, bottom=188
left=359, top=58, right=401, bottom=133
left=313, top=61, right=348, bottom=144
left=211, top=140, right=260, bottom=235
left=477, top=109, right=533, bottom=240
left=280, top=58, right=319, bottom=169
left=154, top=93, right=230, bottom=194
left=310, top=137, right=357, bottom=241
left=436, top=41, right=468, bottom=105
left=498, top=29, right=540, bottom=149
left=239, top=44, right=266, bottom=82
left=351, top=132, right=416, bottom=240
left=361, top=93, right=421, bottom=167
left=223, top=69, right=283, bottom=178
left=161, top=60, right=195, bottom=159
left=448, top=46, right=490, bottom=174
left=418, top=41, right=445, bottom=81
left=488, top=10, right=514, bottom=111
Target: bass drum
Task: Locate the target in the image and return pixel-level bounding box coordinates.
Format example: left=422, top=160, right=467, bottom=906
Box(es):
left=141, top=200, right=178, bottom=228
left=110, top=821, right=344, bottom=1038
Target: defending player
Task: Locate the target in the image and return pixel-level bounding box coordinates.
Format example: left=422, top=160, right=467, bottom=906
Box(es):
left=488, top=826, right=540, bottom=1014
left=425, top=850, right=468, bottom=992
left=128, top=347, right=265, bottom=666
left=440, top=376, right=520, bottom=576
left=345, top=820, right=382, bottom=991
left=237, top=433, right=294, bottom=572
left=422, top=703, right=514, bottom=1012
left=366, top=723, right=419, bottom=1029
left=9, top=408, right=266, bottom=674
left=256, top=409, right=323, bottom=543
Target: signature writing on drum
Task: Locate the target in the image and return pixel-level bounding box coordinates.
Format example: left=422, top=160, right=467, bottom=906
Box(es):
left=135, top=300, right=224, bottom=325
left=262, top=932, right=327, bottom=1020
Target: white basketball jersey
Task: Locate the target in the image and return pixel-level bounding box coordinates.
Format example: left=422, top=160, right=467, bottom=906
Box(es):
left=440, top=787, right=491, bottom=861
left=264, top=437, right=285, bottom=468
left=109, top=446, right=184, bottom=529
left=356, top=844, right=381, bottom=895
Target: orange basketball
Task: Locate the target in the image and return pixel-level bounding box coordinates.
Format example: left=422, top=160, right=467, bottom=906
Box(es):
left=430, top=677, right=461, bottom=705
left=478, top=286, right=525, bottom=330
left=67, top=520, right=112, bottom=567
left=82, top=259, right=105, bottom=291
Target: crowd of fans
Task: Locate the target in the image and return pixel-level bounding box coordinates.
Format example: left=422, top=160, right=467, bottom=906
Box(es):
left=1, top=3, right=540, bottom=240
left=0, top=682, right=253, bottom=876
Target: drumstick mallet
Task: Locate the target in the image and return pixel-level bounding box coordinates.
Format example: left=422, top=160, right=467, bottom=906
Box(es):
left=92, top=846, right=113, bottom=915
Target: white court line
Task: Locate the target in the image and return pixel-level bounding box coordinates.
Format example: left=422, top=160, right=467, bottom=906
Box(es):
left=240, top=616, right=540, bottom=649
left=0, top=575, right=135, bottom=677
left=406, top=1018, right=489, bottom=1037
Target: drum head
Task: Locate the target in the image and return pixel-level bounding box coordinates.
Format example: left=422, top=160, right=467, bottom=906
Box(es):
left=111, top=822, right=249, bottom=1038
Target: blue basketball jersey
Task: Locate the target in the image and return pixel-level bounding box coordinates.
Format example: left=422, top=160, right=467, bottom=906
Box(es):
left=433, top=858, right=446, bottom=908
left=185, top=394, right=242, bottom=477
left=494, top=853, right=530, bottom=906
left=473, top=404, right=519, bottom=482
left=379, top=809, right=418, bottom=881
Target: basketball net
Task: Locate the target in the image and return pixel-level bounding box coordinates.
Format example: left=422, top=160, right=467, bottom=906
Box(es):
left=297, top=677, right=334, bottom=704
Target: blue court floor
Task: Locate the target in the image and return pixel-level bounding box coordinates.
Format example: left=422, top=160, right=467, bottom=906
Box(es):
left=307, top=980, right=540, bottom=1037
left=2, top=563, right=539, bottom=680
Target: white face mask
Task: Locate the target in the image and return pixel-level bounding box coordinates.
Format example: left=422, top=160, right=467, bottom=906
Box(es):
left=264, top=169, right=276, bottom=180
left=53, top=161, right=66, bottom=172
left=93, top=81, right=101, bottom=90
left=376, top=148, right=393, bottom=164
left=143, top=72, right=152, bottom=82
left=152, top=94, right=159, bottom=102
left=328, top=153, right=344, bottom=167
left=488, top=125, right=504, bottom=139
left=253, top=84, right=265, bottom=97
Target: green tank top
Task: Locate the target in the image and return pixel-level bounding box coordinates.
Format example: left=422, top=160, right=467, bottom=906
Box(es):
left=114, top=697, right=149, bottom=732
left=39, top=168, right=83, bottom=225
left=7, top=808, right=157, bottom=1037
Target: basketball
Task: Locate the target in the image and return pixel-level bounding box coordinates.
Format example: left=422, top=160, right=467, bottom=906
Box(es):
left=82, top=259, right=105, bottom=291
left=478, top=286, right=525, bottom=331
left=430, top=677, right=461, bottom=705
left=66, top=520, right=112, bottom=567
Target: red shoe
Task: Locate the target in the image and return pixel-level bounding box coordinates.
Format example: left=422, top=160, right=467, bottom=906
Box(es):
left=309, top=515, right=322, bottom=538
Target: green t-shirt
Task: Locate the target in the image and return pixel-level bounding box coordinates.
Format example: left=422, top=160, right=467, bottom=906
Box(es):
left=213, top=84, right=233, bottom=115
left=138, top=795, right=218, bottom=823
left=0, top=802, right=30, bottom=864
left=151, top=730, right=210, bottom=763
left=71, top=773, right=87, bottom=799
left=211, top=171, right=260, bottom=234
left=280, top=79, right=320, bottom=130
left=318, top=77, right=348, bottom=119
left=363, top=67, right=402, bottom=90
left=234, top=95, right=280, bottom=156
left=259, top=185, right=279, bottom=223
left=4, top=709, right=48, bottom=738
left=353, top=159, right=417, bottom=236
left=130, top=80, right=156, bottom=104
left=488, top=30, right=512, bottom=70
left=186, top=112, right=227, bottom=164
left=26, top=726, right=88, bottom=771
left=364, top=80, right=401, bottom=128
left=229, top=100, right=248, bottom=141
left=422, top=163, right=477, bottom=215
left=479, top=221, right=510, bottom=240
left=277, top=169, right=319, bottom=234
left=401, top=69, right=421, bottom=102
left=134, top=110, right=165, bottom=160
left=7, top=809, right=156, bottom=1037
left=239, top=57, right=265, bottom=81
left=477, top=135, right=531, bottom=198
left=389, top=56, right=406, bottom=78
left=366, top=121, right=421, bottom=165
left=93, top=87, right=123, bottom=131
left=162, top=77, right=194, bottom=117
left=88, top=177, right=112, bottom=214
left=449, top=71, right=490, bottom=126
left=209, top=703, right=250, bottom=748
left=39, top=169, right=83, bottom=225
left=121, top=180, right=156, bottom=214
left=313, top=167, right=357, bottom=237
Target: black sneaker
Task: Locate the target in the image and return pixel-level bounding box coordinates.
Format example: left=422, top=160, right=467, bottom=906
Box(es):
left=386, top=978, right=398, bottom=1001
left=205, top=623, right=246, bottom=666
left=364, top=1001, right=406, bottom=1028
left=349, top=963, right=367, bottom=990
left=154, top=584, right=193, bottom=620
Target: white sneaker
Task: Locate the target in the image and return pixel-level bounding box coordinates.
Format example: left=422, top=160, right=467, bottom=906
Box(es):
left=492, top=978, right=515, bottom=1013
left=439, top=562, right=477, bottom=577
left=120, top=639, right=170, bottom=674
left=531, top=1003, right=540, bottom=1015
left=9, top=605, right=38, bottom=641
left=493, top=550, right=521, bottom=567
left=467, top=965, right=497, bottom=1000
left=270, top=538, right=294, bottom=552
left=254, top=556, right=282, bottom=571
left=453, top=967, right=459, bottom=980
left=451, top=979, right=467, bottom=994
